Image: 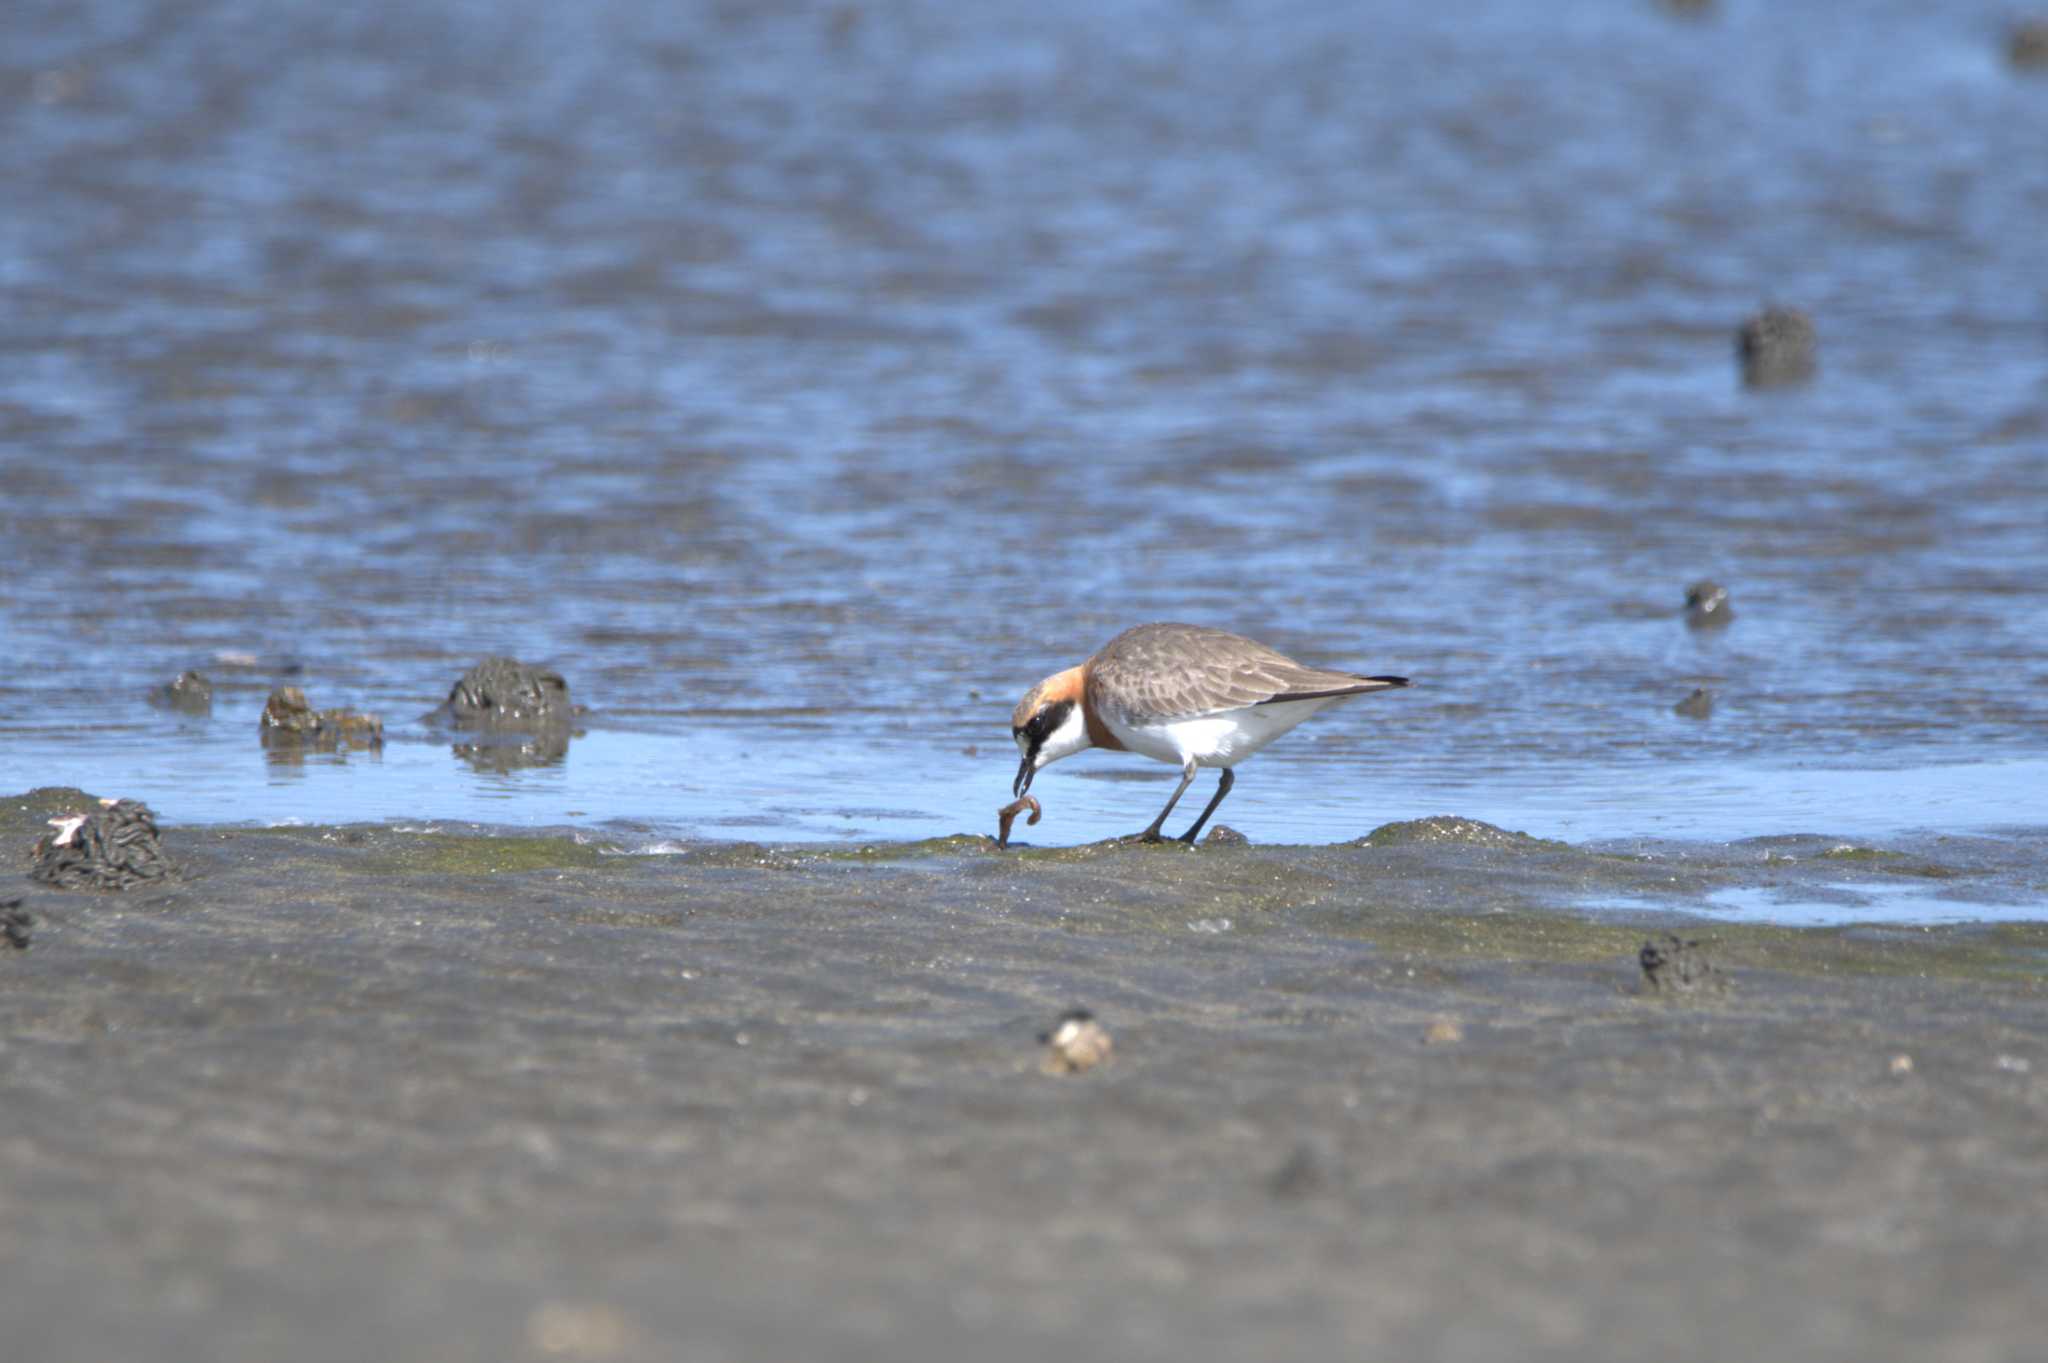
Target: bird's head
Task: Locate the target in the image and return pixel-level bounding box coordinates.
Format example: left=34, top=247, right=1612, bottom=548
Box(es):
left=1010, top=665, right=1092, bottom=797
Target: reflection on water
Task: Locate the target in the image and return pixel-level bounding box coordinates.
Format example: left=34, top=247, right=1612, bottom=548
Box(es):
left=2, top=0, right=2045, bottom=927
left=261, top=741, right=384, bottom=772
left=1697, top=882, right=1996, bottom=927
left=451, top=731, right=573, bottom=774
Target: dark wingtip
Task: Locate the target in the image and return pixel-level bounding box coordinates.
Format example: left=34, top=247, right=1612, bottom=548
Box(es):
left=1263, top=675, right=1412, bottom=704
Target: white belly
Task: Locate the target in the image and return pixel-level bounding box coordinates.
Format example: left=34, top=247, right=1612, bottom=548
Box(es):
left=1105, top=697, right=1342, bottom=768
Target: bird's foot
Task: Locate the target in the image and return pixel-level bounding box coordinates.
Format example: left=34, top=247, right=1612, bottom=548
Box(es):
left=1111, top=830, right=1196, bottom=851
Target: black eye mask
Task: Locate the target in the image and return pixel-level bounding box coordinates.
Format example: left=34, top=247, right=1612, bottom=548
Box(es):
left=1012, top=699, right=1075, bottom=796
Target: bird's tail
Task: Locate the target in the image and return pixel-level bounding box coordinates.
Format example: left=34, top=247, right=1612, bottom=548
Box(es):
left=1264, top=674, right=1409, bottom=703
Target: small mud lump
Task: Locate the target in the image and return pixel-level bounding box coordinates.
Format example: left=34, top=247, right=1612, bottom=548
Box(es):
left=2011, top=20, right=2048, bottom=69
left=1737, top=306, right=1816, bottom=387
left=261, top=686, right=320, bottom=733
left=1039, top=1008, right=1113, bottom=1075
left=445, top=657, right=572, bottom=728
left=1203, top=824, right=1250, bottom=846
left=148, top=670, right=213, bottom=714
left=1266, top=1143, right=1329, bottom=1199
left=29, top=799, right=173, bottom=891
left=260, top=687, right=383, bottom=750
left=1639, top=934, right=1721, bottom=994
left=2, top=898, right=31, bottom=949
left=1357, top=816, right=1543, bottom=849
left=1674, top=688, right=1715, bottom=720
left=1683, top=580, right=1733, bottom=628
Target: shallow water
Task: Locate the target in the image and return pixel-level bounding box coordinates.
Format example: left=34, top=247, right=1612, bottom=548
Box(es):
left=3, top=0, right=2047, bottom=922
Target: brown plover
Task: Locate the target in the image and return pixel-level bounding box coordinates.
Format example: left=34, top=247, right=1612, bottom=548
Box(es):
left=1010, top=622, right=1409, bottom=843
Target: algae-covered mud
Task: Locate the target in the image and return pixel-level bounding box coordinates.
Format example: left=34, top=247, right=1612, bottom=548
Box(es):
left=5, top=802, right=2047, bottom=1361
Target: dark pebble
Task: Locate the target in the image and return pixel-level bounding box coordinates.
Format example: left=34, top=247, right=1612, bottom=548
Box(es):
left=2011, top=20, right=2048, bottom=68
left=1266, top=1143, right=1328, bottom=1200
left=1674, top=688, right=1715, bottom=720
left=1639, top=934, right=1722, bottom=994
left=1, top=898, right=31, bottom=949
left=1737, top=306, right=1816, bottom=387
left=1203, top=824, right=1250, bottom=846
left=148, top=670, right=213, bottom=714
left=1684, top=580, right=1733, bottom=628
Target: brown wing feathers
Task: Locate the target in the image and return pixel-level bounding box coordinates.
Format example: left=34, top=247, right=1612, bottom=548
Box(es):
left=1086, top=623, right=1406, bottom=722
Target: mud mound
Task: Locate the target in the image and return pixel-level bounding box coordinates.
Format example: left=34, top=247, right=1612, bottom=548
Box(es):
left=261, top=687, right=384, bottom=751
left=1357, top=816, right=1548, bottom=849
left=443, top=657, right=573, bottom=728
left=28, top=798, right=173, bottom=891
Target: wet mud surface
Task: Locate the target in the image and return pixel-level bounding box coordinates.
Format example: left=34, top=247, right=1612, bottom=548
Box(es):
left=5, top=795, right=2046, bottom=1361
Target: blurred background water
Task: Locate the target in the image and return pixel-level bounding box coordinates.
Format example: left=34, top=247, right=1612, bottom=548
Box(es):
left=2, top=0, right=2045, bottom=848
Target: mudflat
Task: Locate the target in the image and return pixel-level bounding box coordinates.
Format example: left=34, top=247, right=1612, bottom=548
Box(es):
left=4, top=791, right=2044, bottom=1362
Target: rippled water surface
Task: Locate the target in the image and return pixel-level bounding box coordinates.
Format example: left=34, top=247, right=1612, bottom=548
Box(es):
left=4, top=0, right=2046, bottom=885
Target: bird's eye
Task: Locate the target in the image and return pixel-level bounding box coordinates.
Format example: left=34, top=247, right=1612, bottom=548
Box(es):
left=1022, top=700, right=1072, bottom=746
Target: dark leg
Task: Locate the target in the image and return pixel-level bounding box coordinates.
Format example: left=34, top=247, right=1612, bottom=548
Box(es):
left=1176, top=767, right=1234, bottom=843
left=1131, top=760, right=1200, bottom=843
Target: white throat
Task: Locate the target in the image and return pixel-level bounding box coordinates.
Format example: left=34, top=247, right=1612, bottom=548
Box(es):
left=1029, top=701, right=1093, bottom=772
